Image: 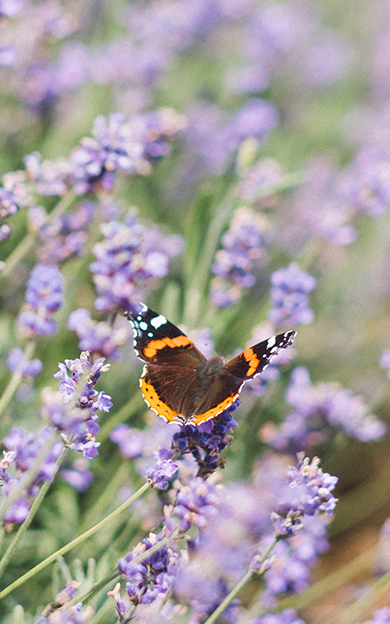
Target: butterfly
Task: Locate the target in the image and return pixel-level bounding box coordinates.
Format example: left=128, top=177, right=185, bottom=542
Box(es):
left=125, top=304, right=296, bottom=426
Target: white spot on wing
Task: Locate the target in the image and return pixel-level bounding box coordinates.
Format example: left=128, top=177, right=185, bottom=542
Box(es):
left=267, top=336, right=276, bottom=349
left=151, top=314, right=167, bottom=329
left=139, top=321, right=148, bottom=331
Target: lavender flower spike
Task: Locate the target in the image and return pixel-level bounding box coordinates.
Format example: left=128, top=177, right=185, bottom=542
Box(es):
left=17, top=264, right=64, bottom=338
left=41, top=352, right=112, bottom=460
left=269, top=263, right=316, bottom=327
left=146, top=449, right=178, bottom=490
left=118, top=532, right=178, bottom=605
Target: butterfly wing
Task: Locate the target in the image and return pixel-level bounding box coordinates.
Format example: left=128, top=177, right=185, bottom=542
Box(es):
left=190, top=330, right=296, bottom=426
left=125, top=304, right=207, bottom=423
left=140, top=363, right=201, bottom=424
left=125, top=304, right=207, bottom=366
left=224, top=330, right=296, bottom=380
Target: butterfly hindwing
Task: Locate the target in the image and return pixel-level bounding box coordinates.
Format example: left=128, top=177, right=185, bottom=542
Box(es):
left=140, top=363, right=201, bottom=424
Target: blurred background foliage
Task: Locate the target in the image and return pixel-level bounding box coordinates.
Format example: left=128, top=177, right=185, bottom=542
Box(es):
left=1, top=0, right=390, bottom=622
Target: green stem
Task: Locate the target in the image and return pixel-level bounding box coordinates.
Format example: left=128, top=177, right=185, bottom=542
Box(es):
left=0, top=430, right=57, bottom=520
left=0, top=341, right=36, bottom=418
left=0, top=446, right=68, bottom=579
left=81, top=463, right=129, bottom=532
left=0, top=480, right=151, bottom=600
left=204, top=537, right=278, bottom=624
left=0, top=190, right=76, bottom=280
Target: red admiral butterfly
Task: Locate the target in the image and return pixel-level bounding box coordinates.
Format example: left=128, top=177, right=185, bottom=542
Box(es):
left=125, top=304, right=296, bottom=426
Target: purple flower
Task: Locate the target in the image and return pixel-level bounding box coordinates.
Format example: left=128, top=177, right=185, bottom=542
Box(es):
left=261, top=367, right=386, bottom=452
left=60, top=458, right=94, bottom=491
left=260, top=514, right=331, bottom=606
left=3, top=427, right=63, bottom=487
left=380, top=348, right=390, bottom=374
left=67, top=308, right=128, bottom=358
left=211, top=207, right=269, bottom=307
left=174, top=569, right=240, bottom=624
left=7, top=347, right=42, bottom=378
left=251, top=608, right=306, bottom=624
left=269, top=263, right=316, bottom=326
left=110, top=424, right=145, bottom=458
left=41, top=352, right=112, bottom=459
left=0, top=0, right=23, bottom=17
left=342, top=146, right=390, bottom=217
left=362, top=608, right=390, bottom=624
left=2, top=427, right=63, bottom=524
left=173, top=476, right=220, bottom=533
left=90, top=213, right=183, bottom=312
left=171, top=406, right=238, bottom=479
left=34, top=581, right=94, bottom=622
left=373, top=518, right=390, bottom=576
left=278, top=454, right=338, bottom=519
left=32, top=202, right=94, bottom=264
left=0, top=171, right=31, bottom=241
left=118, top=532, right=178, bottom=605
left=17, top=264, right=64, bottom=338
left=24, top=152, right=71, bottom=197
left=146, top=449, right=178, bottom=490
left=69, top=109, right=185, bottom=194
left=223, top=98, right=279, bottom=152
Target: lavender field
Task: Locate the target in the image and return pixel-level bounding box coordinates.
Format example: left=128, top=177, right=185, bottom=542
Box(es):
left=1, top=1, right=390, bottom=622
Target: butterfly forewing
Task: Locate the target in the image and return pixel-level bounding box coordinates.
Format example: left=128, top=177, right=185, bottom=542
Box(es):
left=224, top=330, right=296, bottom=381
left=125, top=305, right=206, bottom=367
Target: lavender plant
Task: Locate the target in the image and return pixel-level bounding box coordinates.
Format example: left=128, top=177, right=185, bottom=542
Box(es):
left=1, top=1, right=390, bottom=623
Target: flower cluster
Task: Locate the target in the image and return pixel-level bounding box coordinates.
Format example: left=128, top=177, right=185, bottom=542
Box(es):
left=69, top=109, right=186, bottom=194
left=362, top=608, right=390, bottom=624
left=211, top=207, right=269, bottom=308
left=67, top=308, right=128, bottom=359
left=2, top=427, right=63, bottom=524
left=269, top=263, right=316, bottom=327
left=251, top=609, right=306, bottom=624
left=90, top=212, right=183, bottom=311
left=41, top=352, right=112, bottom=459
left=146, top=449, right=178, bottom=490
left=342, top=146, right=390, bottom=217
left=275, top=454, right=338, bottom=525
left=0, top=171, right=32, bottom=242
left=7, top=347, right=42, bottom=378
left=17, top=264, right=64, bottom=338
left=118, top=532, right=178, bottom=606
left=261, top=366, right=386, bottom=453
left=34, top=581, right=94, bottom=623
left=31, top=201, right=94, bottom=264
left=172, top=476, right=221, bottom=533
left=171, top=406, right=238, bottom=478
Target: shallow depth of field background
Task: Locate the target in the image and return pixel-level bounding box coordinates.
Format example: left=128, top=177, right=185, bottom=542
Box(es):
left=2, top=0, right=390, bottom=622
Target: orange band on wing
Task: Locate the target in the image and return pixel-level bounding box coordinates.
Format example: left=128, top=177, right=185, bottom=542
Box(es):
left=143, top=335, right=192, bottom=359
left=190, top=393, right=239, bottom=426
left=140, top=378, right=184, bottom=424
left=243, top=347, right=260, bottom=376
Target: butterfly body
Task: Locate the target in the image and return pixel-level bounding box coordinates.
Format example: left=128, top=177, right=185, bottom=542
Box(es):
left=126, top=304, right=296, bottom=426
